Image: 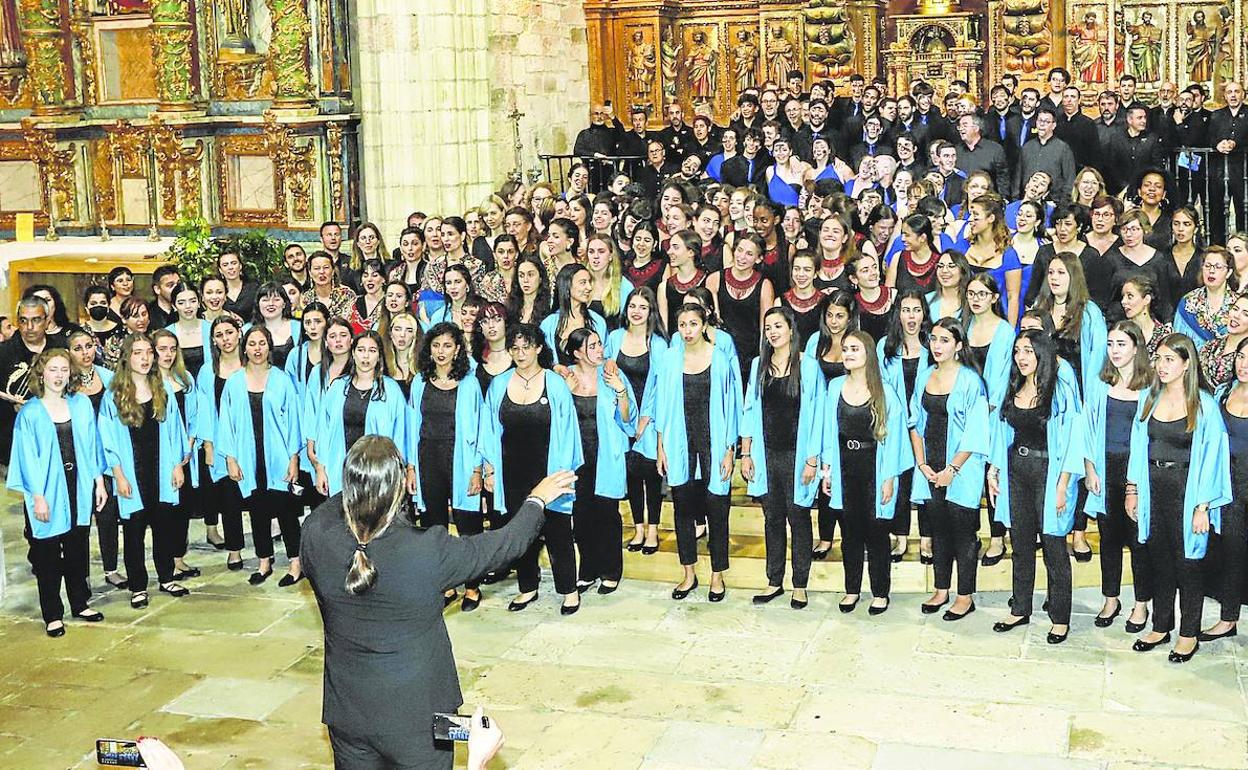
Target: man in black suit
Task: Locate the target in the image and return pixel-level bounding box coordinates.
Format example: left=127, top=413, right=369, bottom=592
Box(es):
left=954, top=113, right=1009, bottom=195
left=302, top=435, right=576, bottom=770
left=1055, top=85, right=1100, bottom=171
left=1107, top=105, right=1164, bottom=197
left=657, top=103, right=694, bottom=160
left=1208, top=81, right=1248, bottom=243
left=616, top=106, right=653, bottom=160
left=1004, top=88, right=1041, bottom=164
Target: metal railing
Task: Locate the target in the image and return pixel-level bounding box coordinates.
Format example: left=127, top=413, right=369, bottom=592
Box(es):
left=539, top=154, right=644, bottom=195
left=1160, top=147, right=1244, bottom=241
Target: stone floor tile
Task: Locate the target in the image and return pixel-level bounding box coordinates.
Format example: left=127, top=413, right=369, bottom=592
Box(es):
left=751, top=730, right=876, bottom=769
left=870, top=743, right=1099, bottom=770
left=1104, top=649, right=1247, bottom=721
left=162, top=677, right=303, bottom=721
left=1069, top=712, right=1248, bottom=768
left=645, top=721, right=764, bottom=768
left=514, top=713, right=663, bottom=770
left=675, top=633, right=807, bottom=683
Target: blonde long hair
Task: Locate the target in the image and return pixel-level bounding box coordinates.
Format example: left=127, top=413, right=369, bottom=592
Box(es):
left=150, top=329, right=193, bottom=391
left=110, top=333, right=167, bottom=427
left=1140, top=333, right=1204, bottom=433
left=587, top=234, right=626, bottom=317
left=385, top=311, right=421, bottom=382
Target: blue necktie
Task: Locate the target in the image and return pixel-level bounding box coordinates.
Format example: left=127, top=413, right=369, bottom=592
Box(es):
left=1019, top=119, right=1030, bottom=147
left=999, top=116, right=1007, bottom=141
left=920, top=114, right=928, bottom=125
left=747, top=159, right=754, bottom=180
left=867, top=143, right=876, bottom=156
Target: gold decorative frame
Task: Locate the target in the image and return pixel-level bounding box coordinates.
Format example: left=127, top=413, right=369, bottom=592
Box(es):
left=215, top=132, right=286, bottom=228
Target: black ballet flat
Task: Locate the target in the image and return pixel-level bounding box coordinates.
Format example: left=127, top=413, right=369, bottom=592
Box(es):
left=811, top=547, right=832, bottom=561
left=641, top=544, right=659, bottom=555
left=159, top=583, right=190, bottom=597
left=104, top=573, right=128, bottom=590
left=277, top=573, right=305, bottom=588
left=980, top=549, right=1005, bottom=567
left=576, top=580, right=597, bottom=595
left=708, top=587, right=726, bottom=603
left=1132, top=632, right=1171, bottom=652
left=130, top=592, right=149, bottom=609
left=752, top=588, right=785, bottom=605
left=839, top=597, right=859, bottom=614
left=1125, top=610, right=1150, bottom=634
left=1168, top=642, right=1199, bottom=663
left=993, top=616, right=1030, bottom=633
left=1199, top=626, right=1238, bottom=642
left=227, top=559, right=245, bottom=572
left=1047, top=630, right=1069, bottom=645
left=560, top=601, right=581, bottom=616
left=248, top=569, right=272, bottom=586
left=671, top=578, right=699, bottom=600
left=45, top=621, right=66, bottom=638
left=507, top=593, right=539, bottom=612
left=1094, top=603, right=1122, bottom=628
left=443, top=591, right=458, bottom=608
left=920, top=598, right=949, bottom=615
left=790, top=595, right=808, bottom=610
left=597, top=582, right=619, bottom=595
left=72, top=609, right=105, bottom=623
left=460, top=594, right=481, bottom=613
left=1072, top=547, right=1094, bottom=563
left=173, top=566, right=201, bottom=581
left=481, top=571, right=507, bottom=585
left=626, top=540, right=644, bottom=552
left=919, top=552, right=934, bottom=565
left=942, top=602, right=976, bottom=622
left=868, top=599, right=890, bottom=616
left=206, top=536, right=227, bottom=551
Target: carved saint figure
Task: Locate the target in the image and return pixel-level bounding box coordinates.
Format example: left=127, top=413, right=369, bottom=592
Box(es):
left=1187, top=10, right=1216, bottom=83
left=628, top=30, right=657, bottom=102
left=1125, top=11, right=1162, bottom=84
left=1069, top=11, right=1107, bottom=84
left=767, top=26, right=797, bottom=87
left=660, top=27, right=681, bottom=102
left=222, top=0, right=250, bottom=41
left=731, top=29, right=759, bottom=93
left=686, top=31, right=717, bottom=103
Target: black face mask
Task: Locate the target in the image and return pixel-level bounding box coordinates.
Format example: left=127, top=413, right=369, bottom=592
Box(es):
left=87, top=305, right=109, bottom=322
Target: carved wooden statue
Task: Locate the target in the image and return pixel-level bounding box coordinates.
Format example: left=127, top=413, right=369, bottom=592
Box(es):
left=731, top=29, right=758, bottom=93
left=627, top=30, right=656, bottom=103
left=766, top=26, right=797, bottom=87
left=686, top=31, right=716, bottom=103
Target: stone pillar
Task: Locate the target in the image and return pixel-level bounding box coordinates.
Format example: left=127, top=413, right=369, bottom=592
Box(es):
left=19, top=0, right=73, bottom=115
left=149, top=0, right=197, bottom=111
left=354, top=0, right=494, bottom=238
left=266, top=0, right=314, bottom=109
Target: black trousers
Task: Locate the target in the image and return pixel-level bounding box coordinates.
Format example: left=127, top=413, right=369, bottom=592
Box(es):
left=1098, top=454, right=1153, bottom=602
left=513, top=511, right=576, bottom=595
left=328, top=725, right=450, bottom=770
left=626, top=450, right=664, bottom=526
left=672, top=478, right=731, bottom=572
left=573, top=467, right=623, bottom=583
left=816, top=490, right=841, bottom=542
left=124, top=504, right=178, bottom=592
left=418, top=440, right=458, bottom=529
left=839, top=448, right=891, bottom=597
left=929, top=487, right=979, bottom=595
left=26, top=522, right=91, bottom=623
left=247, top=488, right=301, bottom=560
left=888, top=469, right=928, bottom=538
left=95, top=481, right=122, bottom=573
left=1209, top=462, right=1248, bottom=622
left=979, top=479, right=1007, bottom=538
left=1073, top=486, right=1091, bottom=533
left=1006, top=452, right=1072, bottom=624
left=761, top=448, right=813, bottom=589
left=1209, top=159, right=1246, bottom=245
left=214, top=479, right=247, bottom=552
left=452, top=509, right=486, bottom=591
left=1148, top=464, right=1205, bottom=637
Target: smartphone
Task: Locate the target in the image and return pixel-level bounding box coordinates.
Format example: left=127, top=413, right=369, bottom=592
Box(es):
left=432, top=712, right=488, bottom=742
left=97, top=739, right=146, bottom=767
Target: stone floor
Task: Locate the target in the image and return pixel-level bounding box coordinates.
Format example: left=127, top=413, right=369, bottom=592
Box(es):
left=2, top=487, right=1247, bottom=769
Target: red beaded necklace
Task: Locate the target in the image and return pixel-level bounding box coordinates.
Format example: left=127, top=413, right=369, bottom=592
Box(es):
left=723, top=268, right=762, bottom=294
left=668, top=268, right=706, bottom=293
left=784, top=288, right=822, bottom=313
left=857, top=286, right=893, bottom=314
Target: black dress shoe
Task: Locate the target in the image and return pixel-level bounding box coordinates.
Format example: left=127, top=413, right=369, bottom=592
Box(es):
left=460, top=594, right=481, bottom=612
left=1199, top=626, right=1238, bottom=642
left=46, top=621, right=66, bottom=638
left=72, top=609, right=105, bottom=622
left=1072, top=547, right=1094, bottom=563
left=626, top=540, right=644, bottom=552
left=1047, top=629, right=1069, bottom=645
left=868, top=599, right=890, bottom=616
left=443, top=591, right=458, bottom=608
left=943, top=602, right=976, bottom=622
left=752, top=588, right=785, bottom=605
left=708, top=587, right=726, bottom=603
left=206, top=536, right=227, bottom=551
left=1168, top=642, right=1199, bottom=663
left=576, top=580, right=597, bottom=595
left=641, top=544, right=659, bottom=555
left=1094, top=603, right=1122, bottom=628
left=159, top=583, right=190, bottom=597
left=790, top=595, right=808, bottom=610
left=104, top=573, right=128, bottom=590
left=671, top=578, right=699, bottom=600
left=1132, top=632, right=1171, bottom=652
left=248, top=569, right=272, bottom=586
left=980, top=549, right=1005, bottom=567
left=919, top=553, right=934, bottom=565
left=560, top=601, right=581, bottom=616
left=227, top=559, right=245, bottom=571
left=921, top=598, right=949, bottom=614
left=597, top=582, right=619, bottom=595
left=993, top=616, right=1030, bottom=633
left=173, top=566, right=201, bottom=580
left=839, top=597, right=859, bottom=613
left=812, top=547, right=831, bottom=561
left=277, top=573, right=305, bottom=588
left=507, top=593, right=539, bottom=611
left=1125, top=610, right=1150, bottom=634
left=130, top=592, right=149, bottom=609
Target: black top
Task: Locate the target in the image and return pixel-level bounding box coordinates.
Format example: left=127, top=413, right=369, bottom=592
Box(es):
left=616, top=349, right=650, bottom=408
left=271, top=337, right=295, bottom=370
left=300, top=494, right=546, bottom=741
left=663, top=279, right=700, bottom=336
left=174, top=390, right=188, bottom=433
left=1224, top=403, right=1248, bottom=463
left=55, top=419, right=77, bottom=518
left=182, top=345, right=205, bottom=378
left=1147, top=415, right=1193, bottom=464
left=969, top=344, right=989, bottom=373
left=343, top=385, right=371, bottom=454
left=129, top=401, right=160, bottom=507
left=683, top=367, right=713, bottom=464
left=838, top=395, right=875, bottom=443
left=1005, top=402, right=1047, bottom=450
left=420, top=383, right=457, bottom=445
left=499, top=391, right=552, bottom=505
left=789, top=303, right=822, bottom=348
left=859, top=307, right=892, bottom=344
left=762, top=373, right=799, bottom=455
left=901, top=356, right=920, bottom=402
left=248, top=391, right=267, bottom=490
left=921, top=390, right=949, bottom=472
left=1054, top=335, right=1081, bottom=396
left=475, top=362, right=512, bottom=397
left=716, top=277, right=763, bottom=368
left=818, top=357, right=845, bottom=382
left=1105, top=395, right=1135, bottom=455
left=223, top=281, right=259, bottom=321
left=573, top=393, right=599, bottom=468
left=87, top=386, right=106, bottom=414
left=214, top=376, right=228, bottom=410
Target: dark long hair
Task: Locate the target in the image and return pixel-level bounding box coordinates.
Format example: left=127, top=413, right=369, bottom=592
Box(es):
left=505, top=323, right=555, bottom=369
left=209, top=316, right=244, bottom=376
left=883, top=289, right=932, bottom=360
left=319, top=318, right=355, bottom=392
left=347, top=330, right=389, bottom=402
left=1219, top=336, right=1248, bottom=407
left=507, top=256, right=552, bottom=323
left=932, top=316, right=982, bottom=375
left=1140, top=333, right=1205, bottom=433
left=563, top=326, right=600, bottom=365
left=759, top=306, right=802, bottom=399
left=250, top=281, right=293, bottom=324
left=815, top=289, right=859, bottom=360
left=418, top=322, right=470, bottom=382
left=552, top=262, right=592, bottom=349
left=623, top=286, right=667, bottom=343
left=1001, top=329, right=1059, bottom=427
left=342, top=436, right=408, bottom=595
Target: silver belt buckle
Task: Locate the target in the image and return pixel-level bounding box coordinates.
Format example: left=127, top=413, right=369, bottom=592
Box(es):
left=1017, top=446, right=1030, bottom=457
left=63, top=462, right=75, bottom=472
left=846, top=439, right=862, bottom=451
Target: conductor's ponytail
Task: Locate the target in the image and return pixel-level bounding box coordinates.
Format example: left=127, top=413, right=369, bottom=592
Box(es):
left=341, top=436, right=407, bottom=595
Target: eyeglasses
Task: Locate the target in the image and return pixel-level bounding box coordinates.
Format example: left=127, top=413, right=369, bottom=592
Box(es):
left=509, top=344, right=537, bottom=353
left=966, top=289, right=993, bottom=300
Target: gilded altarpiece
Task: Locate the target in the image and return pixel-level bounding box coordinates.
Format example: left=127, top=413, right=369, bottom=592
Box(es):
left=584, top=0, right=882, bottom=126
left=0, top=0, right=361, bottom=236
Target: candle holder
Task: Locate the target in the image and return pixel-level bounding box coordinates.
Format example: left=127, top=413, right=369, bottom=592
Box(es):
left=94, top=191, right=111, bottom=241
left=44, top=189, right=59, bottom=241
left=146, top=143, right=161, bottom=241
